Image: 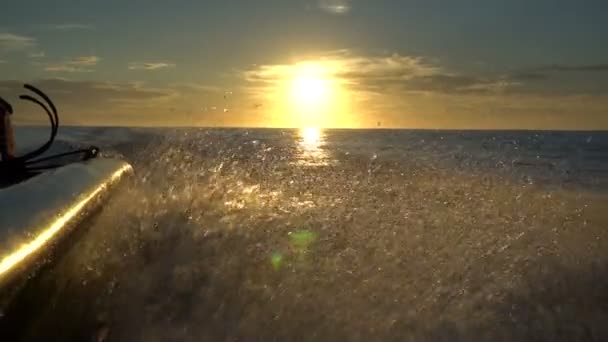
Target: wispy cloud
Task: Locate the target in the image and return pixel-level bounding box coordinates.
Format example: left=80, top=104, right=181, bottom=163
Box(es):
left=70, top=56, right=100, bottom=66
left=28, top=51, right=45, bottom=58
left=508, top=72, right=548, bottom=81
left=44, top=55, right=101, bottom=72
left=0, top=33, right=36, bottom=51
left=332, top=53, right=441, bottom=82
left=0, top=79, right=225, bottom=126
left=242, top=50, right=608, bottom=128
left=246, top=50, right=437, bottom=81
left=42, top=24, right=95, bottom=31
left=507, top=63, right=608, bottom=82
left=0, top=79, right=175, bottom=109
left=44, top=65, right=93, bottom=73
left=318, top=0, right=351, bottom=14
left=128, top=62, right=176, bottom=71
left=246, top=51, right=608, bottom=99
left=169, top=83, right=223, bottom=93
left=536, top=64, right=608, bottom=72
left=244, top=50, right=516, bottom=95
left=402, top=74, right=518, bottom=94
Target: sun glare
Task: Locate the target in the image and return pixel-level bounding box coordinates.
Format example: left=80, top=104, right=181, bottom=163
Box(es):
left=286, top=62, right=339, bottom=127
left=301, top=127, right=321, bottom=145
left=290, top=65, right=331, bottom=108
left=297, top=127, right=329, bottom=166
left=264, top=60, right=354, bottom=128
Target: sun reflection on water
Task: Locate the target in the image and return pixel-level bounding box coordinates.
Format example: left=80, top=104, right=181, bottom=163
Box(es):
left=296, top=127, right=330, bottom=166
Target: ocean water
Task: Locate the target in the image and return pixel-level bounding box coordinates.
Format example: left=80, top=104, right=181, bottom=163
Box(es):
left=5, top=127, right=608, bottom=341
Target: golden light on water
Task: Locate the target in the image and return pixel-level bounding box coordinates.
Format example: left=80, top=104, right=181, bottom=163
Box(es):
left=301, top=127, right=322, bottom=145
left=296, top=127, right=329, bottom=166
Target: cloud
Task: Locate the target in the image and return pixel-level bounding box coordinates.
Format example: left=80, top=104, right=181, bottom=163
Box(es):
left=42, top=24, right=95, bottom=31
left=0, top=79, right=170, bottom=101
left=536, top=64, right=608, bottom=72
left=70, top=56, right=100, bottom=66
left=510, top=64, right=608, bottom=81
left=44, top=65, right=93, bottom=73
left=0, top=79, right=224, bottom=125
left=244, top=50, right=517, bottom=96
left=28, top=51, right=45, bottom=58
left=504, top=64, right=608, bottom=96
left=0, top=79, right=175, bottom=125
left=169, top=83, right=223, bottom=93
left=246, top=51, right=608, bottom=99
left=1, top=76, right=606, bottom=129
left=44, top=55, right=101, bottom=73
left=239, top=50, right=608, bottom=128
left=335, top=54, right=440, bottom=81
left=0, top=33, right=36, bottom=51
left=245, top=51, right=438, bottom=84
left=128, top=62, right=176, bottom=71
left=402, top=74, right=518, bottom=94
left=507, top=72, right=548, bottom=81
left=318, top=0, right=351, bottom=14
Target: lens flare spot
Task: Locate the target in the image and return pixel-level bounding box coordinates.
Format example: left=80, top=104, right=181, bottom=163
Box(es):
left=271, top=252, right=284, bottom=271
left=289, top=230, right=317, bottom=250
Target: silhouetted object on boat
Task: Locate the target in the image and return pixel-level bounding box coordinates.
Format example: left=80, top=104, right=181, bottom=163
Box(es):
left=0, top=84, right=100, bottom=186
left=0, top=95, right=15, bottom=161
left=0, top=85, right=132, bottom=327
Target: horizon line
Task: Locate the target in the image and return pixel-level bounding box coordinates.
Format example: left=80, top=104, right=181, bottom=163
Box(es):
left=13, top=124, right=608, bottom=133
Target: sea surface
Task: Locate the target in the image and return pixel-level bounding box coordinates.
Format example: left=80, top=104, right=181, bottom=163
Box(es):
left=5, top=127, right=608, bottom=341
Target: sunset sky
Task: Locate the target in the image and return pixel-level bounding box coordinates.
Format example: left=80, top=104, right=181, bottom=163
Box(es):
left=1, top=0, right=607, bottom=129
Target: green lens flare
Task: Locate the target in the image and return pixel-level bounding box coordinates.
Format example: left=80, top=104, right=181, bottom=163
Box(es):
left=289, top=230, right=317, bottom=250
left=271, top=252, right=283, bottom=270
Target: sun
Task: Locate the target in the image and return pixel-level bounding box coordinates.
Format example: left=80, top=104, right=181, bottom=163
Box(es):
left=288, top=63, right=335, bottom=126
left=290, top=74, right=330, bottom=107
left=263, top=59, right=353, bottom=128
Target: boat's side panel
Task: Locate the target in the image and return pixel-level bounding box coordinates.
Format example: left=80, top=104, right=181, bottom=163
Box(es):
left=0, top=158, right=132, bottom=287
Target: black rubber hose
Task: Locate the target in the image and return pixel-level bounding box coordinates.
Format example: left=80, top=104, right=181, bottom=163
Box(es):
left=1, top=84, right=99, bottom=178
left=13, top=95, right=57, bottom=162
